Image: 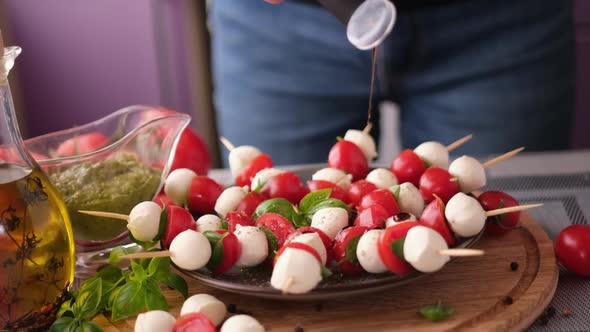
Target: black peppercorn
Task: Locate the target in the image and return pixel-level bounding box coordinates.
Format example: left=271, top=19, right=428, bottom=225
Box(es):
left=295, top=326, right=304, bottom=332
left=314, top=303, right=323, bottom=312
left=227, top=303, right=237, bottom=313
left=502, top=296, right=513, bottom=305
left=510, top=262, right=519, bottom=271
left=546, top=306, right=556, bottom=318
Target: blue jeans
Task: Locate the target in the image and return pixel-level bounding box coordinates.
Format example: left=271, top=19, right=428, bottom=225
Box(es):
left=210, top=0, right=575, bottom=166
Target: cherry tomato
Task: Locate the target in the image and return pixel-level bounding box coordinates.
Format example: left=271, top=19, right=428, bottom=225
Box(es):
left=236, top=191, right=267, bottom=217
left=348, top=180, right=378, bottom=208
left=555, top=225, right=590, bottom=277
left=186, top=176, right=224, bottom=215
left=153, top=193, right=177, bottom=209
left=55, top=132, right=109, bottom=157
left=328, top=140, right=369, bottom=181
left=333, top=226, right=369, bottom=275
left=307, top=180, right=350, bottom=204
left=170, top=127, right=211, bottom=176
left=287, top=226, right=332, bottom=264
left=390, top=149, right=426, bottom=187
left=211, top=230, right=241, bottom=274
left=358, top=189, right=399, bottom=217
left=255, top=212, right=296, bottom=247
left=419, top=167, right=459, bottom=204
left=261, top=172, right=308, bottom=205
left=173, top=312, right=216, bottom=332
left=161, top=205, right=196, bottom=248
left=225, top=211, right=255, bottom=232
left=377, top=221, right=418, bottom=275
left=235, top=153, right=273, bottom=187
left=353, top=205, right=389, bottom=229
left=478, top=191, right=520, bottom=236
left=419, top=196, right=456, bottom=246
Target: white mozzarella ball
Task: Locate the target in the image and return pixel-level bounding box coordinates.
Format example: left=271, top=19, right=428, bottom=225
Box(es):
left=180, top=294, right=227, bottom=327
left=311, top=168, right=353, bottom=189
left=164, top=168, right=197, bottom=205
left=449, top=156, right=487, bottom=193
left=221, top=315, right=265, bottom=332
left=250, top=168, right=285, bottom=191
left=445, top=193, right=487, bottom=237
left=127, top=201, right=162, bottom=242
left=397, top=182, right=425, bottom=217
left=235, top=225, right=269, bottom=267
left=366, top=168, right=398, bottom=189
left=343, top=129, right=378, bottom=161
left=289, top=232, right=327, bottom=265
left=134, top=310, right=176, bottom=332
left=196, top=214, right=222, bottom=232
left=356, top=229, right=388, bottom=273
left=403, top=226, right=450, bottom=273
left=229, top=145, right=262, bottom=179
left=215, top=186, right=248, bottom=218
left=169, top=230, right=212, bottom=270
left=414, top=141, right=449, bottom=169
left=270, top=248, right=322, bottom=294
left=385, top=212, right=417, bottom=228
left=310, top=207, right=349, bottom=240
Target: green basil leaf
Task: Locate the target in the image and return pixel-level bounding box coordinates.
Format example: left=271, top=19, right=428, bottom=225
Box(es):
left=206, top=237, right=225, bottom=271
left=130, top=260, right=148, bottom=282
left=97, top=265, right=123, bottom=284
left=78, top=321, right=103, bottom=332
left=307, top=198, right=349, bottom=216
left=259, top=225, right=279, bottom=254
left=252, top=198, right=298, bottom=221
left=390, top=237, right=406, bottom=260
left=220, top=219, right=229, bottom=230
left=144, top=279, right=169, bottom=311
left=57, top=299, right=74, bottom=318
left=111, top=281, right=146, bottom=321
left=419, top=302, right=454, bottom=321
left=148, top=256, right=171, bottom=280
left=161, top=273, right=189, bottom=299
left=389, top=185, right=401, bottom=201
left=321, top=265, right=334, bottom=279
left=345, top=235, right=362, bottom=264
left=49, top=317, right=76, bottom=332
left=299, top=189, right=332, bottom=213
left=72, top=278, right=102, bottom=320
left=203, top=230, right=223, bottom=246
left=108, top=246, right=131, bottom=265
left=154, top=208, right=168, bottom=242
left=100, top=279, right=120, bottom=309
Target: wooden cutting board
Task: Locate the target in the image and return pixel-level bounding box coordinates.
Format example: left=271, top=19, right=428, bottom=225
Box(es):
left=96, top=213, right=558, bottom=331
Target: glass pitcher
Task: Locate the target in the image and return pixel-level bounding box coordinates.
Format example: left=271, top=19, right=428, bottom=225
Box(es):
left=0, top=46, right=75, bottom=329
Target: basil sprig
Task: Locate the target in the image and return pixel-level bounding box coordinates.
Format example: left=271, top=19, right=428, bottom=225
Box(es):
left=299, top=189, right=350, bottom=226
left=252, top=198, right=304, bottom=226
left=419, top=302, right=454, bottom=321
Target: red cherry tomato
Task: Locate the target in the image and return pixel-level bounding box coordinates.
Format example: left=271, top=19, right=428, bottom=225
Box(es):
left=153, top=193, right=178, bottom=209
left=358, top=189, right=399, bottom=217
left=211, top=230, right=241, bottom=274
left=287, top=226, right=332, bottom=264
left=419, top=167, right=459, bottom=204
left=255, top=212, right=296, bottom=247
left=261, top=172, right=308, bottom=205
left=186, top=176, right=223, bottom=215
left=161, top=205, right=196, bottom=248
left=173, top=312, right=216, bottom=332
left=348, top=180, right=378, bottom=208
left=225, top=211, right=255, bottom=232
left=307, top=180, right=350, bottom=204
left=328, top=140, right=369, bottom=181
left=236, top=191, right=267, bottom=217
left=235, top=153, right=273, bottom=187
left=170, top=127, right=211, bottom=176
left=555, top=225, right=590, bottom=277
left=478, top=191, right=520, bottom=236
left=353, top=205, right=389, bottom=229
left=55, top=132, right=109, bottom=157
left=333, top=226, right=369, bottom=275
left=390, top=149, right=426, bottom=187
left=377, top=221, right=418, bottom=275
left=419, top=196, right=456, bottom=246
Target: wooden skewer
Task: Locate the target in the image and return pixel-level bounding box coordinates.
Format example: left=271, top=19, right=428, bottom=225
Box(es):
left=219, top=136, right=235, bottom=152
left=446, top=134, right=473, bottom=152
left=438, top=248, right=485, bottom=257
left=122, top=251, right=171, bottom=260
left=282, top=277, right=295, bottom=295
left=485, top=203, right=543, bottom=217
left=450, top=177, right=459, bottom=182
left=362, top=122, right=373, bottom=135
left=482, top=147, right=525, bottom=168
left=78, top=210, right=129, bottom=221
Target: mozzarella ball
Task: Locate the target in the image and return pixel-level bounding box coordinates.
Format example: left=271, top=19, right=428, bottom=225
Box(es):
left=289, top=232, right=327, bottom=265
left=134, top=310, right=176, bottom=332
left=343, top=129, right=378, bottom=161
left=385, top=212, right=417, bottom=228
left=271, top=248, right=322, bottom=294
left=221, top=315, right=265, bottom=332
left=366, top=168, right=398, bottom=189
left=311, top=168, right=353, bottom=189
left=250, top=168, right=285, bottom=191
left=215, top=186, right=248, bottom=218
left=356, top=229, right=388, bottom=273
left=397, top=182, right=425, bottom=217
left=169, top=230, right=212, bottom=270
left=229, top=145, right=262, bottom=179
left=164, top=168, right=197, bottom=205
left=403, top=226, right=450, bottom=273
left=196, top=214, right=222, bottom=232
left=235, top=225, right=269, bottom=267
left=180, top=294, right=227, bottom=327
left=449, top=156, right=487, bottom=193
left=310, top=207, right=349, bottom=240
left=414, top=141, right=449, bottom=169
left=127, top=201, right=162, bottom=242
left=445, top=193, right=487, bottom=237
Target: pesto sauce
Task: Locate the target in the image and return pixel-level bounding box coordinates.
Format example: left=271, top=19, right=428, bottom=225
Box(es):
left=50, top=153, right=161, bottom=241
